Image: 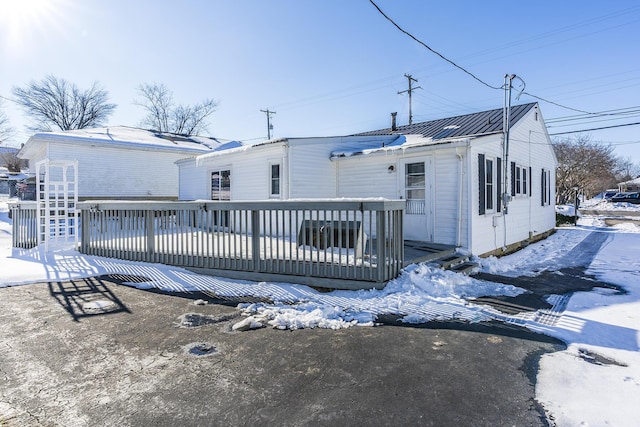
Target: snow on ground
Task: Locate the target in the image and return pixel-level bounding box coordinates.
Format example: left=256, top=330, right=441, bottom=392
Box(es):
left=2, top=195, right=640, bottom=426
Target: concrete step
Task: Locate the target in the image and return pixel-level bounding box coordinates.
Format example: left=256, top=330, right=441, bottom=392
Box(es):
left=448, top=261, right=479, bottom=275
left=432, top=254, right=479, bottom=275
left=434, top=254, right=468, bottom=269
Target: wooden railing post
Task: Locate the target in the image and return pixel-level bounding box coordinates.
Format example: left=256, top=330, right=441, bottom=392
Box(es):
left=145, top=210, right=155, bottom=261
left=80, top=208, right=89, bottom=253
left=376, top=209, right=387, bottom=283
left=251, top=209, right=261, bottom=272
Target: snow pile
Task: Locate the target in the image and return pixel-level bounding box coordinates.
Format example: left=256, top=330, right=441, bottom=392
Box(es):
left=556, top=204, right=580, bottom=218
left=581, top=197, right=640, bottom=212
left=236, top=303, right=375, bottom=331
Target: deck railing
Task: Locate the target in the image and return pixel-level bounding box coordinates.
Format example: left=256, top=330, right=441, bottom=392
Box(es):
left=9, top=200, right=404, bottom=289
left=8, top=201, right=38, bottom=249
left=74, top=200, right=404, bottom=289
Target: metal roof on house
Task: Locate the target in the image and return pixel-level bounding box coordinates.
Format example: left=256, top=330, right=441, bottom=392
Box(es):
left=354, top=103, right=537, bottom=139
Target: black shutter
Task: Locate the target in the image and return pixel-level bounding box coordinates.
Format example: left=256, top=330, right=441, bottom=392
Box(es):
left=529, top=166, right=532, bottom=197
left=511, top=162, right=516, bottom=197
left=478, top=154, right=485, bottom=215
left=548, top=171, right=552, bottom=206
left=496, top=157, right=502, bottom=213
left=540, top=168, right=546, bottom=206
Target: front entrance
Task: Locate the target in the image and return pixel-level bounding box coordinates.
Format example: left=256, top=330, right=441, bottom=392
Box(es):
left=401, top=158, right=433, bottom=241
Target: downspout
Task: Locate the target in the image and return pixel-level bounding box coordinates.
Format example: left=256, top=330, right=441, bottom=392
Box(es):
left=455, top=140, right=470, bottom=247
left=335, top=158, right=340, bottom=198
left=528, top=129, right=533, bottom=239
left=283, top=140, right=291, bottom=199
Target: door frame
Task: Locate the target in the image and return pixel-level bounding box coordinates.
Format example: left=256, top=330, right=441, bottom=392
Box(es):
left=399, top=155, right=434, bottom=242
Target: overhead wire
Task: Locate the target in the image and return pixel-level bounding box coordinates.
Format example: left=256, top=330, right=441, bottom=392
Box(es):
left=368, top=0, right=502, bottom=91
left=367, top=0, right=640, bottom=119
left=548, top=121, right=640, bottom=136
left=547, top=106, right=640, bottom=123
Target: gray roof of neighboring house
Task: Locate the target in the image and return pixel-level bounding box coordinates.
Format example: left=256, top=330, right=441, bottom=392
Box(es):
left=353, top=103, right=537, bottom=139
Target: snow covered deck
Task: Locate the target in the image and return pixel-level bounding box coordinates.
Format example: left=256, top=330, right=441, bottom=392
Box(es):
left=10, top=200, right=406, bottom=290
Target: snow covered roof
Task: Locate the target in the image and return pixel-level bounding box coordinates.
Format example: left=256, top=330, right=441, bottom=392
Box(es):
left=619, top=176, right=640, bottom=186
left=330, top=135, right=472, bottom=159
left=19, top=126, right=242, bottom=158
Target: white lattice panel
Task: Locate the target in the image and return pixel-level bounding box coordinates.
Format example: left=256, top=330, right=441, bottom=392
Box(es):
left=36, top=160, right=79, bottom=250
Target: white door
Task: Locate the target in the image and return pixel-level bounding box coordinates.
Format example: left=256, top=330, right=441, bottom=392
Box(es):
left=401, top=158, right=433, bottom=241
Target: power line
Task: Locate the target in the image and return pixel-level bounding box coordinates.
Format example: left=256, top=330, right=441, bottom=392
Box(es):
left=547, top=105, right=640, bottom=123
left=548, top=121, right=640, bottom=136
left=368, top=0, right=501, bottom=90
left=520, top=91, right=592, bottom=114
left=548, top=115, right=640, bottom=130
left=368, top=0, right=606, bottom=116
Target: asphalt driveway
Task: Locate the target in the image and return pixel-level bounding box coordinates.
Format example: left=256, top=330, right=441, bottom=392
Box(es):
left=0, top=276, right=564, bottom=427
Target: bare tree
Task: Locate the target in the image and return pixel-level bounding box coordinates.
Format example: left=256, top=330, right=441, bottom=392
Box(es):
left=12, top=75, right=116, bottom=131
left=0, top=99, right=14, bottom=144
left=1, top=150, right=25, bottom=172
left=615, top=156, right=640, bottom=181
left=135, top=83, right=217, bottom=135
left=553, top=135, right=619, bottom=203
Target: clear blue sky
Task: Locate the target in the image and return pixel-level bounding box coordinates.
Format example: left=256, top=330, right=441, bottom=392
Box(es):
left=1, top=0, right=639, bottom=162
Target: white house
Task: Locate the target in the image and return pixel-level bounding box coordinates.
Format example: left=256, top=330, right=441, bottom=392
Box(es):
left=177, top=103, right=557, bottom=257
left=618, top=177, right=640, bottom=192
left=18, top=126, right=241, bottom=200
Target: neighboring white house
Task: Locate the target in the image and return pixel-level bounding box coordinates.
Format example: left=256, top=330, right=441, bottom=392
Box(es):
left=177, top=103, right=557, bottom=257
left=618, top=177, right=640, bottom=192
left=18, top=126, right=241, bottom=200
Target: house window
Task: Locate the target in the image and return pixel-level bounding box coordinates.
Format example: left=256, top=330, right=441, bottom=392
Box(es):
left=478, top=154, right=501, bottom=215
left=270, top=164, right=281, bottom=198
left=405, top=162, right=425, bottom=215
left=541, top=168, right=551, bottom=206
left=211, top=169, right=231, bottom=200
left=512, top=164, right=528, bottom=196
left=485, top=158, right=494, bottom=211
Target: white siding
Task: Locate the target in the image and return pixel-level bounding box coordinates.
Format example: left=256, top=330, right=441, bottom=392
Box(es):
left=181, top=144, right=286, bottom=201
left=178, top=158, right=208, bottom=200
left=432, top=148, right=468, bottom=247
left=289, top=141, right=337, bottom=199
left=26, top=143, right=48, bottom=170
left=336, top=154, right=398, bottom=199
left=177, top=135, right=399, bottom=202
left=335, top=145, right=470, bottom=247
left=288, top=136, right=397, bottom=199
left=47, top=143, right=194, bottom=199
left=470, top=105, right=557, bottom=256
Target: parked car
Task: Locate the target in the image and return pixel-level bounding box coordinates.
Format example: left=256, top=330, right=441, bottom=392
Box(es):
left=610, top=192, right=640, bottom=204
left=603, top=190, right=618, bottom=201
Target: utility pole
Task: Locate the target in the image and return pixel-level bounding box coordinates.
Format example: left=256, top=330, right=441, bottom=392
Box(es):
left=398, top=74, right=421, bottom=125
left=502, top=73, right=517, bottom=214
left=260, top=109, right=276, bottom=140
